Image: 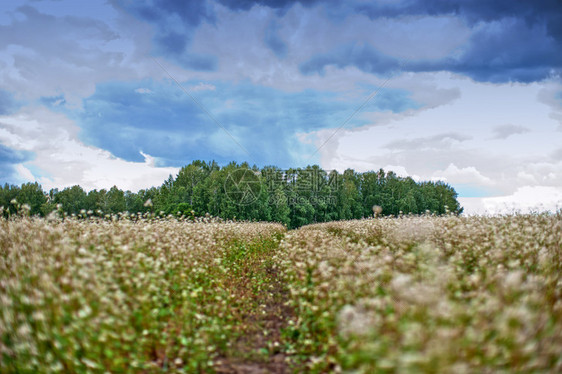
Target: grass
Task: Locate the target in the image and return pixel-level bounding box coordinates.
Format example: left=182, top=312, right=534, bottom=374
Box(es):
left=1, top=212, right=561, bottom=372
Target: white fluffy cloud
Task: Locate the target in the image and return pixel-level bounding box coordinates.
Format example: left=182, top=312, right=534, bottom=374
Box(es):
left=0, top=106, right=178, bottom=191
left=460, top=186, right=562, bottom=215
left=432, top=163, right=493, bottom=186
left=312, top=74, right=562, bottom=214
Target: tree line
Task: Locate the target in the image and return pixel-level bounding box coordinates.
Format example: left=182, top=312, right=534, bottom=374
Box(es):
left=0, top=160, right=462, bottom=228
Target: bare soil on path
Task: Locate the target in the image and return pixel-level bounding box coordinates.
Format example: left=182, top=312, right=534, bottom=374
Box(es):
left=214, top=240, right=295, bottom=374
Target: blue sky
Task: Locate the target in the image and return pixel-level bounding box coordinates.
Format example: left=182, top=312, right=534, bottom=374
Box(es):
left=0, top=0, right=561, bottom=213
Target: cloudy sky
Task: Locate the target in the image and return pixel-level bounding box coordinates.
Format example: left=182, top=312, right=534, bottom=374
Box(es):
left=0, top=0, right=561, bottom=214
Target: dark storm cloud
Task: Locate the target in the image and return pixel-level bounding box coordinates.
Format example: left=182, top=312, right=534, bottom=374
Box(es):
left=116, top=0, right=561, bottom=82
left=300, top=42, right=400, bottom=76
left=414, top=17, right=562, bottom=83
left=113, top=0, right=217, bottom=71
left=354, top=0, right=562, bottom=82
left=216, top=0, right=326, bottom=12
left=356, top=0, right=562, bottom=39
left=218, top=0, right=562, bottom=47
left=264, top=21, right=288, bottom=58
left=301, top=16, right=561, bottom=83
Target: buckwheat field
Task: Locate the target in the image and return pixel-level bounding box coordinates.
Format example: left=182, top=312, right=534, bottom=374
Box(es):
left=1, top=213, right=561, bottom=373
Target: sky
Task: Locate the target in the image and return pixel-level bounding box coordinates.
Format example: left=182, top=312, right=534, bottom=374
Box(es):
left=0, top=0, right=561, bottom=214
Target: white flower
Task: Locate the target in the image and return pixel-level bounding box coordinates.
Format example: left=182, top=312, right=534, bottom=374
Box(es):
left=504, top=270, right=524, bottom=289
left=337, top=304, right=376, bottom=337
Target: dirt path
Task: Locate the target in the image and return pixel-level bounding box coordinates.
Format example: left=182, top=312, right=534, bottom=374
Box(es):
left=214, top=239, right=294, bottom=373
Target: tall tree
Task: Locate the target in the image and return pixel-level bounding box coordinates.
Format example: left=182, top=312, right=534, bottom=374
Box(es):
left=53, top=185, right=87, bottom=215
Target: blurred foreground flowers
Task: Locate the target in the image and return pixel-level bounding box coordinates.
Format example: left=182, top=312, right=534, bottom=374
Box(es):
left=1, top=212, right=561, bottom=373
left=280, top=213, right=562, bottom=372
left=0, top=215, right=284, bottom=372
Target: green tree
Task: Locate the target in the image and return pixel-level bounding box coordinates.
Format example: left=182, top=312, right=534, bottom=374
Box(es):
left=0, top=183, right=21, bottom=216
left=0, top=161, right=463, bottom=224
left=53, top=185, right=87, bottom=216
left=18, top=182, right=48, bottom=215
left=105, top=186, right=126, bottom=214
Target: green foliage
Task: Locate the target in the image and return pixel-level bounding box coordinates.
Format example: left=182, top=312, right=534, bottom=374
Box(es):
left=0, top=182, right=47, bottom=217
left=2, top=161, right=462, bottom=226
left=52, top=185, right=87, bottom=216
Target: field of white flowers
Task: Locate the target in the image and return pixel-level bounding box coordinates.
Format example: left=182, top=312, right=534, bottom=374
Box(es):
left=0, top=216, right=287, bottom=372
left=1, top=213, right=561, bottom=373
left=280, top=214, right=562, bottom=373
